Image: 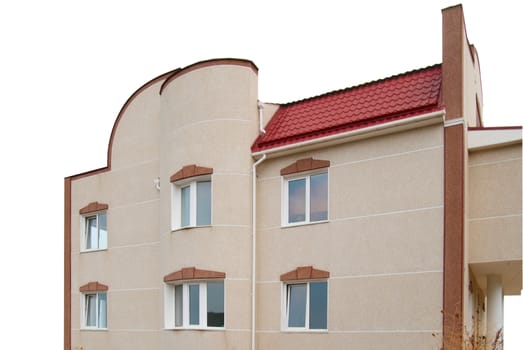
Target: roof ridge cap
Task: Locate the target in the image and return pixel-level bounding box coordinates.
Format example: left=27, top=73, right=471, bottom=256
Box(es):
left=280, top=63, right=442, bottom=107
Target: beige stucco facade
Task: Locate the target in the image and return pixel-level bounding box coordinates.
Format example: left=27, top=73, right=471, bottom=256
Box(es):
left=65, top=7, right=522, bottom=350
left=68, top=61, right=260, bottom=350
left=252, top=123, right=445, bottom=349
left=67, top=65, right=449, bottom=349
left=466, top=133, right=522, bottom=346
left=69, top=77, right=164, bottom=349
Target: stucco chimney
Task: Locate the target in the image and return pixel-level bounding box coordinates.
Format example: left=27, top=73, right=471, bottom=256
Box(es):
left=442, top=4, right=465, bottom=121
left=442, top=4, right=484, bottom=127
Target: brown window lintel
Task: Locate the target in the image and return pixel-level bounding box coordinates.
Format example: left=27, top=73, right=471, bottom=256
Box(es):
left=170, top=164, right=213, bottom=183
left=280, top=158, right=330, bottom=176
left=280, top=266, right=330, bottom=281
left=79, top=202, right=109, bottom=215
left=163, top=267, right=226, bottom=282
left=79, top=281, right=109, bottom=292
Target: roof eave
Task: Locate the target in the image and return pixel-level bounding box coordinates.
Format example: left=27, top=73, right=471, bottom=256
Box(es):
left=252, top=109, right=446, bottom=159
left=468, top=127, right=522, bottom=151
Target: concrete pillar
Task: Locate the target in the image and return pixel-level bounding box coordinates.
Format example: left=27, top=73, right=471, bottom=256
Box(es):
left=486, top=275, right=503, bottom=348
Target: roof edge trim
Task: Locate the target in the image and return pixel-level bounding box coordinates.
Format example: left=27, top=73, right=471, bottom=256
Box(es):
left=469, top=126, right=522, bottom=131
left=160, top=58, right=258, bottom=95
left=252, top=109, right=445, bottom=159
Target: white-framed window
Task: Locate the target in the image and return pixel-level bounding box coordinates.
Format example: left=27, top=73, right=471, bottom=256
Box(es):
left=282, top=281, right=328, bottom=331
left=164, top=281, right=224, bottom=329
left=282, top=171, right=328, bottom=226
left=82, top=292, right=107, bottom=329
left=81, top=211, right=107, bottom=251
left=171, top=176, right=212, bottom=230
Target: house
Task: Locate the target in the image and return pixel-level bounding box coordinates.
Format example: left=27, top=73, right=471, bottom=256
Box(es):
left=64, top=5, right=522, bottom=350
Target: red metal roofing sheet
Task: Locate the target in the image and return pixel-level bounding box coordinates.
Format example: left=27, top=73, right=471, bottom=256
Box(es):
left=252, top=65, right=443, bottom=152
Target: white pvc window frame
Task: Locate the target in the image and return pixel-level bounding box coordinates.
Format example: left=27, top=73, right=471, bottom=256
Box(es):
left=81, top=292, right=107, bottom=330
left=281, top=170, right=329, bottom=227
left=171, top=175, right=212, bottom=230
left=80, top=211, right=107, bottom=252
left=164, top=280, right=225, bottom=330
left=281, top=280, right=328, bottom=332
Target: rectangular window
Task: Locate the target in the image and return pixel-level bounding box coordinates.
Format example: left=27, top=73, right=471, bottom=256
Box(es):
left=83, top=292, right=107, bottom=329
left=166, top=281, right=224, bottom=329
left=172, top=178, right=212, bottom=230
left=283, top=172, right=328, bottom=226
left=284, top=281, right=327, bottom=330
left=83, top=212, right=107, bottom=251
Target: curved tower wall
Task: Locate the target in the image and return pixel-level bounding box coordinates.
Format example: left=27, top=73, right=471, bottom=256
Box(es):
left=159, top=62, right=259, bottom=347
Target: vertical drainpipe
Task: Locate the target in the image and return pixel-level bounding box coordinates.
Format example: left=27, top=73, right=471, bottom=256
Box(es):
left=251, top=100, right=268, bottom=350
left=251, top=153, right=266, bottom=350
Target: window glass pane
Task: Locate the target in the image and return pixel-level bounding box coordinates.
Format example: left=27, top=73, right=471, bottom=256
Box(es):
left=196, top=181, right=211, bottom=226
left=189, top=284, right=200, bottom=325
left=309, top=281, right=327, bottom=329
left=288, top=179, right=306, bottom=223
left=98, top=213, right=107, bottom=249
left=206, top=282, right=224, bottom=327
left=310, top=173, right=328, bottom=222
left=98, top=292, right=107, bottom=328
left=85, top=294, right=96, bottom=327
left=175, top=285, right=183, bottom=327
left=181, top=186, right=191, bottom=227
left=287, top=284, right=306, bottom=327
left=86, top=216, right=97, bottom=249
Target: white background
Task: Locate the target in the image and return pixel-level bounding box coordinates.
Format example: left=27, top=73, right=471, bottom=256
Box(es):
left=0, top=0, right=521, bottom=348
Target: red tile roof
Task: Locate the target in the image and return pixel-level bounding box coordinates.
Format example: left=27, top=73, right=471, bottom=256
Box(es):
left=252, top=64, right=443, bottom=152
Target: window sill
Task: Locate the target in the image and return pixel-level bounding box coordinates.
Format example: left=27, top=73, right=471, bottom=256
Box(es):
left=80, top=248, right=108, bottom=254
left=282, top=328, right=328, bottom=333
left=281, top=220, right=329, bottom=229
left=171, top=225, right=212, bottom=233
left=164, top=327, right=225, bottom=331
left=80, top=327, right=108, bottom=332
